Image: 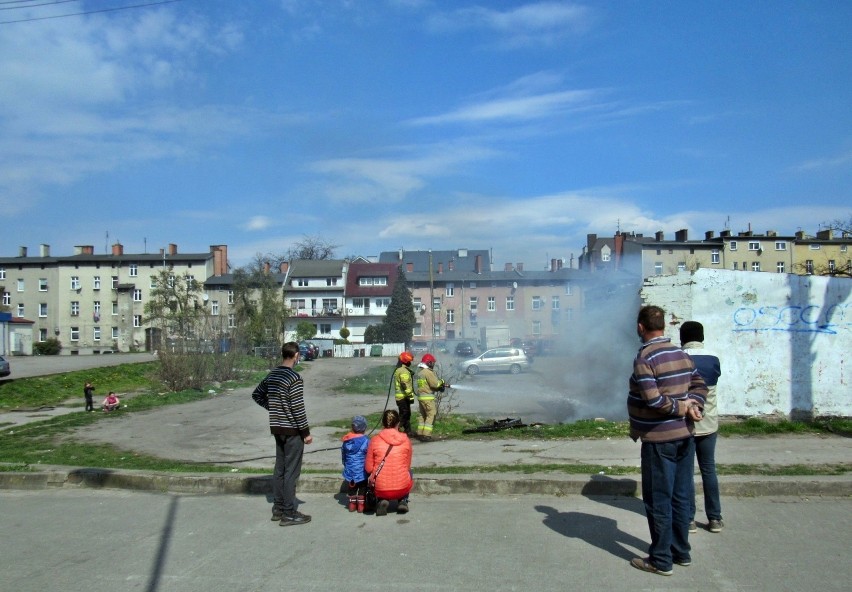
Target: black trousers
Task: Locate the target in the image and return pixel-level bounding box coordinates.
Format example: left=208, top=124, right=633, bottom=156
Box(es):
left=396, top=399, right=413, bottom=433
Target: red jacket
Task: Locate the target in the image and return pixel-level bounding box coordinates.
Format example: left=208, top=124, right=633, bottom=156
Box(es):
left=365, top=428, right=412, bottom=497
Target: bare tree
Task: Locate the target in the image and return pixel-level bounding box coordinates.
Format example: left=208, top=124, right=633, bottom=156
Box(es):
left=284, top=234, right=340, bottom=261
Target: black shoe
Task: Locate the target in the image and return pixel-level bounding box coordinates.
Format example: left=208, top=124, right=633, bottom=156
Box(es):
left=271, top=512, right=283, bottom=522
left=375, top=500, right=389, bottom=516
left=397, top=499, right=409, bottom=514
left=279, top=511, right=311, bottom=526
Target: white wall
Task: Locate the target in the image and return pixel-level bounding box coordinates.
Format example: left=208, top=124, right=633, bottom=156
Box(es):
left=641, top=269, right=852, bottom=418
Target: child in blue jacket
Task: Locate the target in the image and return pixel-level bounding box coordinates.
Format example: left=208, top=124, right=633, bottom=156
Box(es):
left=341, top=415, right=370, bottom=512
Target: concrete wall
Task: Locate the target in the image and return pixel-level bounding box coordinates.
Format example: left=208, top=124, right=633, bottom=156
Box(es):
left=641, top=269, right=851, bottom=418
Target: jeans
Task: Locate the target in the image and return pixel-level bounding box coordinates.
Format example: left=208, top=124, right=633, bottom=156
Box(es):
left=693, top=432, right=723, bottom=521
left=641, top=437, right=695, bottom=570
left=272, top=434, right=304, bottom=514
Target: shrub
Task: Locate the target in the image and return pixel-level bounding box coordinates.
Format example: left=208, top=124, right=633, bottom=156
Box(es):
left=34, top=338, right=62, bottom=355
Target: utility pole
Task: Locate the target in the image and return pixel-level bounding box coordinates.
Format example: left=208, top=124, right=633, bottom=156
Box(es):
left=428, top=250, right=434, bottom=349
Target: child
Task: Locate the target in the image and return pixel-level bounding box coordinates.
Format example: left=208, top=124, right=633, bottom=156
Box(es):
left=341, top=415, right=369, bottom=512
left=83, top=382, right=95, bottom=412
left=102, top=392, right=120, bottom=412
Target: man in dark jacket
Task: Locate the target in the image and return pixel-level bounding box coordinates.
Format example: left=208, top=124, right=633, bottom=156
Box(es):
left=628, top=305, right=707, bottom=576
left=252, top=341, right=313, bottom=526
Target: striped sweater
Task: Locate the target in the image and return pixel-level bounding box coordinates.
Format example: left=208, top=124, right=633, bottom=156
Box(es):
left=627, top=336, right=707, bottom=443
left=251, top=366, right=311, bottom=438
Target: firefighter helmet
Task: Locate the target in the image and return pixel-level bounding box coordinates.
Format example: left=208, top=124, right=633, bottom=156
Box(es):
left=399, top=351, right=414, bottom=364
left=421, top=353, right=436, bottom=366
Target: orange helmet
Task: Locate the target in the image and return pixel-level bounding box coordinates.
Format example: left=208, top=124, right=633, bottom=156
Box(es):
left=421, top=353, right=436, bottom=366
left=399, top=351, right=414, bottom=364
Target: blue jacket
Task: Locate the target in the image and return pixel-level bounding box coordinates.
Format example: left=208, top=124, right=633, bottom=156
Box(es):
left=341, top=432, right=369, bottom=483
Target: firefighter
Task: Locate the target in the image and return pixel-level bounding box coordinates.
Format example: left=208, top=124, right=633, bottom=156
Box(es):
left=394, top=351, right=416, bottom=436
left=415, top=353, right=449, bottom=442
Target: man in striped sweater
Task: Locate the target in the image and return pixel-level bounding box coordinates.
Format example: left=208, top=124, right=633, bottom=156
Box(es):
left=628, top=305, right=707, bottom=576
left=252, top=341, right=313, bottom=526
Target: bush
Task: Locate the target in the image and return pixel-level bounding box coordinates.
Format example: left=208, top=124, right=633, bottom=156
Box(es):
left=34, top=338, right=62, bottom=355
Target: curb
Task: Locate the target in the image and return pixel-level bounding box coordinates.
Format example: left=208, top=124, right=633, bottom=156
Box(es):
left=1, top=468, right=850, bottom=498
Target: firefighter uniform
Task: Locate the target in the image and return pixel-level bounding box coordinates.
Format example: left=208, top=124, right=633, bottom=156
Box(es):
left=415, top=361, right=445, bottom=440
left=394, top=364, right=415, bottom=435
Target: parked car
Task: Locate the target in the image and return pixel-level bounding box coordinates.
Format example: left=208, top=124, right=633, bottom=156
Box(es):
left=454, top=341, right=474, bottom=357
left=298, top=342, right=317, bottom=360
left=0, top=354, right=9, bottom=377
left=410, top=341, right=429, bottom=354
left=510, top=338, right=538, bottom=358
left=459, top=347, right=531, bottom=375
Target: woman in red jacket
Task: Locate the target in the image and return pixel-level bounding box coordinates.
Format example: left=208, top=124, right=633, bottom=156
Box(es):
left=365, top=409, right=413, bottom=516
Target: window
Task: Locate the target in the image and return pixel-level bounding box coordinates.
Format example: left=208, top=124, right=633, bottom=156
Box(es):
left=70, top=327, right=80, bottom=341
left=133, top=289, right=143, bottom=302
left=446, top=309, right=455, bottom=324
left=532, top=321, right=541, bottom=335
left=748, top=241, right=760, bottom=251
left=39, top=303, right=48, bottom=317
left=677, top=262, right=687, bottom=271
left=506, top=296, right=514, bottom=311
left=469, top=297, right=478, bottom=312
left=150, top=277, right=158, bottom=289
left=133, top=315, right=142, bottom=328
left=601, top=252, right=610, bottom=262
left=531, top=296, right=544, bottom=311
left=71, top=276, right=80, bottom=290
left=805, top=260, right=814, bottom=274
left=129, top=263, right=138, bottom=277
left=2, top=292, right=10, bottom=306
left=39, top=278, right=48, bottom=291
left=228, top=313, right=236, bottom=328
left=112, top=301, right=119, bottom=315
left=228, top=290, right=234, bottom=304
left=167, top=275, right=175, bottom=288
left=93, top=276, right=101, bottom=290
left=654, top=262, right=663, bottom=275
left=358, top=276, right=387, bottom=286
left=112, top=276, right=119, bottom=289
left=376, top=297, right=391, bottom=308
left=322, top=298, right=336, bottom=312
left=39, top=328, right=47, bottom=342
left=829, top=260, right=836, bottom=273
left=296, top=278, right=308, bottom=287
left=93, top=327, right=101, bottom=341
left=809, top=244, right=821, bottom=250
left=776, top=262, right=785, bottom=273
left=487, top=296, right=495, bottom=312
left=729, top=241, right=738, bottom=251
left=565, top=307, right=574, bottom=321
left=16, top=303, right=24, bottom=317
left=432, top=297, right=440, bottom=311
left=93, top=301, right=101, bottom=321
left=469, top=282, right=476, bottom=289
left=211, top=300, right=219, bottom=315
left=290, top=298, right=306, bottom=310
left=185, top=275, right=195, bottom=289
left=564, top=283, right=572, bottom=295
left=446, top=283, right=454, bottom=297
left=353, top=298, right=369, bottom=310
left=733, top=262, right=738, bottom=270
left=325, top=278, right=338, bottom=286
left=552, top=296, right=560, bottom=310
left=17, top=279, right=24, bottom=292
left=112, top=327, right=119, bottom=339
left=0, top=267, right=4, bottom=280
left=775, top=241, right=787, bottom=251
left=413, top=298, right=422, bottom=313
left=711, top=249, right=720, bottom=264
left=751, top=262, right=761, bottom=272
left=842, top=245, right=848, bottom=253
left=69, top=301, right=80, bottom=316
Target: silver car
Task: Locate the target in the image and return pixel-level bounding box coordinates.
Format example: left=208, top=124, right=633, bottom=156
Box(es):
left=460, top=347, right=531, bottom=375
left=0, top=354, right=10, bottom=378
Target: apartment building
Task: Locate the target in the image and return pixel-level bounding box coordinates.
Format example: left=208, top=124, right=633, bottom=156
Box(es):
left=0, top=243, right=227, bottom=354
left=792, top=228, right=852, bottom=275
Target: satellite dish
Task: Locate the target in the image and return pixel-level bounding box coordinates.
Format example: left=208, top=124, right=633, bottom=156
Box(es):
left=202, top=294, right=209, bottom=301
left=512, top=282, right=518, bottom=289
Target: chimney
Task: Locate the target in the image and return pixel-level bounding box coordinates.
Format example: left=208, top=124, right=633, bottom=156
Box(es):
left=211, top=245, right=228, bottom=276
left=816, top=229, right=832, bottom=240
left=448, top=259, right=454, bottom=271
left=766, top=230, right=777, bottom=237
left=550, top=258, right=557, bottom=272
left=557, top=259, right=563, bottom=270
left=40, top=244, right=50, bottom=257
left=505, top=263, right=513, bottom=272
left=280, top=261, right=289, bottom=273
left=720, top=229, right=731, bottom=237
left=19, top=246, right=27, bottom=257
left=675, top=229, right=688, bottom=242
left=705, top=231, right=715, bottom=240
left=112, top=243, right=124, bottom=256
left=406, top=262, right=413, bottom=273
left=795, top=230, right=805, bottom=239
left=475, top=255, right=482, bottom=274
left=614, top=233, right=624, bottom=268
left=168, top=243, right=178, bottom=255
left=516, top=263, right=523, bottom=272
left=263, top=261, right=271, bottom=274
left=655, top=230, right=664, bottom=242
left=437, top=263, right=443, bottom=274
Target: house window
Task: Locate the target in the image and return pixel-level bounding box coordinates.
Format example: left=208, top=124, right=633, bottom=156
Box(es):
left=296, top=278, right=308, bottom=287
left=487, top=296, right=496, bottom=312
left=809, top=244, right=820, bottom=250
left=129, top=263, right=138, bottom=277
left=733, top=262, right=739, bottom=270
left=322, top=299, right=336, bottom=313
left=39, top=278, right=48, bottom=291
left=376, top=297, right=391, bottom=308
left=70, top=276, right=80, bottom=290
left=211, top=301, right=219, bottom=316
left=228, top=290, right=234, bottom=304
left=130, top=289, right=141, bottom=302
left=506, top=296, right=514, bottom=311
left=711, top=249, right=720, bottom=264
left=748, top=241, right=760, bottom=251
left=413, top=324, right=422, bottom=337
left=71, top=301, right=80, bottom=316
left=0, top=267, right=4, bottom=280
left=729, top=241, right=738, bottom=251
left=93, top=276, right=101, bottom=290
left=167, top=275, right=175, bottom=288
left=469, top=297, right=478, bottom=312
left=93, top=301, right=101, bottom=320
left=601, top=252, right=610, bottom=262
left=150, top=277, right=158, bottom=289
left=112, top=276, right=119, bottom=289
left=133, top=315, right=142, bottom=328
left=777, top=262, right=785, bottom=273
left=532, top=321, right=541, bottom=335
left=446, top=283, right=454, bottom=297
left=431, top=297, right=440, bottom=311
left=70, top=327, right=80, bottom=341
left=566, top=307, right=574, bottom=321
left=446, top=309, right=455, bottom=324
left=320, top=323, right=331, bottom=334
left=805, top=260, right=814, bottom=274
left=112, top=327, right=119, bottom=339
left=751, top=262, right=761, bottom=272
left=469, top=282, right=476, bottom=289
left=185, top=275, right=195, bottom=289
left=654, top=262, right=663, bottom=275
left=290, top=298, right=306, bottom=310
left=828, top=260, right=836, bottom=273
left=359, top=276, right=387, bottom=286
left=775, top=241, right=787, bottom=251
left=228, top=313, right=236, bottom=328
left=325, top=278, right=338, bottom=286
left=39, top=328, right=47, bottom=342
left=1, top=292, right=9, bottom=306
left=16, top=303, right=24, bottom=317
left=39, top=303, right=48, bottom=317
left=564, top=283, right=572, bottom=295
left=677, top=262, right=687, bottom=271
left=112, top=301, right=119, bottom=315
left=17, top=279, right=24, bottom=292
left=552, top=296, right=560, bottom=310
left=532, top=296, right=543, bottom=311
left=93, top=327, right=101, bottom=341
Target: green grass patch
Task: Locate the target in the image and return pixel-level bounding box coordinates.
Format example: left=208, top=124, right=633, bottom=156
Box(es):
left=718, top=418, right=852, bottom=436
left=333, top=364, right=395, bottom=395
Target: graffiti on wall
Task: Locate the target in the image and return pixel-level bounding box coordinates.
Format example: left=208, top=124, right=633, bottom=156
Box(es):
left=733, top=303, right=850, bottom=334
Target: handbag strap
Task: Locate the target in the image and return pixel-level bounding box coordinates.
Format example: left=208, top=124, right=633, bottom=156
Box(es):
left=371, top=444, right=394, bottom=481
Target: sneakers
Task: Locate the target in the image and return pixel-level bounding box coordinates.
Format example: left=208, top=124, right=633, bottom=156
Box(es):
left=688, top=520, right=697, bottom=533
left=709, top=519, right=724, bottom=533
left=674, top=557, right=692, bottom=566
left=397, top=499, right=409, bottom=514
left=279, top=511, right=311, bottom=527
left=630, top=557, right=672, bottom=576
left=271, top=512, right=283, bottom=522
left=375, top=499, right=390, bottom=516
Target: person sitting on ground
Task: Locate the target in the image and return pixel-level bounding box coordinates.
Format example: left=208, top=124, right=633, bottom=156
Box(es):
left=365, top=409, right=413, bottom=516
left=102, top=392, right=120, bottom=412
left=341, top=415, right=370, bottom=513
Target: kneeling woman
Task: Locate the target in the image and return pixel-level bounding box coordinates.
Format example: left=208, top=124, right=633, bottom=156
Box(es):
left=366, top=409, right=413, bottom=515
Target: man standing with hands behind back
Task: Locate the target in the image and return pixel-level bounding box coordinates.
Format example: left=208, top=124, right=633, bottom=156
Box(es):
left=252, top=341, right=313, bottom=526
left=628, top=305, right=707, bottom=576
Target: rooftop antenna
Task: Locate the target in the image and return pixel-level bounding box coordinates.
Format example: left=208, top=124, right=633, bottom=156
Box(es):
left=105, top=231, right=109, bottom=253
left=724, top=216, right=730, bottom=230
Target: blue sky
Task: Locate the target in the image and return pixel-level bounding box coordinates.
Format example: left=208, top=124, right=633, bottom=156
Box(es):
left=1, top=1, right=850, bottom=269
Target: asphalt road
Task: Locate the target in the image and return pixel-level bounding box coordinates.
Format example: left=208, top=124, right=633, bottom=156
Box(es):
left=1, top=489, right=849, bottom=592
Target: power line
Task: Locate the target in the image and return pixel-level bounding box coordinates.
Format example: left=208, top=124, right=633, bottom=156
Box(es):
left=0, top=1, right=80, bottom=12
left=0, top=0, right=189, bottom=24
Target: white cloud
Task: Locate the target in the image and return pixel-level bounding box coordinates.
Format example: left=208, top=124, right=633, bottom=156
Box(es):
left=243, top=216, right=275, bottom=231
left=792, top=150, right=852, bottom=173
